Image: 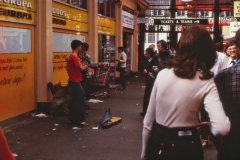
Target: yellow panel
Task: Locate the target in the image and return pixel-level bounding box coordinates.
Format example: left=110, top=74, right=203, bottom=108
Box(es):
left=53, top=2, right=88, bottom=31
left=0, top=0, right=35, bottom=11
left=98, top=16, right=115, bottom=35
left=0, top=22, right=35, bottom=122
left=52, top=29, right=88, bottom=86
left=0, top=0, right=35, bottom=24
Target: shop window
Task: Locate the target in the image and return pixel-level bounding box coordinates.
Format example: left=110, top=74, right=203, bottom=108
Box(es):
left=56, top=0, right=88, bottom=10
left=0, top=27, right=31, bottom=54
left=147, top=33, right=155, bottom=43
left=98, top=0, right=115, bottom=19
left=53, top=32, right=86, bottom=52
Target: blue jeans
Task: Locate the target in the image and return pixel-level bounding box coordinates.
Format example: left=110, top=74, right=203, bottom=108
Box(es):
left=68, top=81, right=86, bottom=123
left=120, top=67, right=126, bottom=89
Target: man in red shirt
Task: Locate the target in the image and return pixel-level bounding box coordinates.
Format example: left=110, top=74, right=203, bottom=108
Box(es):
left=68, top=40, right=89, bottom=126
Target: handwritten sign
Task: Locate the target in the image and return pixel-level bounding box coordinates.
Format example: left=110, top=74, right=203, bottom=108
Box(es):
left=230, top=22, right=240, bottom=36
left=234, top=1, right=240, bottom=17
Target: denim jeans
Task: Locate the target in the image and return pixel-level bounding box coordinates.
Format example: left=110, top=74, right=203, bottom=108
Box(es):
left=120, top=67, right=126, bottom=89
left=68, top=81, right=86, bottom=123
left=147, top=122, right=203, bottom=160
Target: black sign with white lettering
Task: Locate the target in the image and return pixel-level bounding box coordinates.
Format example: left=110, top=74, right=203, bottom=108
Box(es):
left=154, top=19, right=209, bottom=25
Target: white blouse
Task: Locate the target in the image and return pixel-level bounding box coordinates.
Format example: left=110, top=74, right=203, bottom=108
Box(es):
left=141, top=68, right=230, bottom=159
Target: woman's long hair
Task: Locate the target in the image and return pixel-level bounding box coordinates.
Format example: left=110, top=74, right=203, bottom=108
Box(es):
left=170, top=25, right=216, bottom=80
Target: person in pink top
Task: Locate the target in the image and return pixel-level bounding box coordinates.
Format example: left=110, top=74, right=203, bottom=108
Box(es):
left=141, top=25, right=230, bottom=160
left=67, top=40, right=89, bottom=126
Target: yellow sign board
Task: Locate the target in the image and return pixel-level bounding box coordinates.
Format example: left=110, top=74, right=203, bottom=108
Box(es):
left=0, top=0, right=35, bottom=23
left=98, top=16, right=115, bottom=35
left=0, top=0, right=35, bottom=11
left=234, top=1, right=240, bottom=17
left=52, top=2, right=88, bottom=31
left=0, top=53, right=35, bottom=121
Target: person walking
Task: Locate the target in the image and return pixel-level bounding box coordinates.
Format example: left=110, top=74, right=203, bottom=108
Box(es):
left=218, top=40, right=239, bottom=71
left=116, top=46, right=127, bottom=90
left=67, top=40, right=89, bottom=126
left=214, top=28, right=240, bottom=160
left=140, top=48, right=158, bottom=116
left=141, top=25, right=230, bottom=160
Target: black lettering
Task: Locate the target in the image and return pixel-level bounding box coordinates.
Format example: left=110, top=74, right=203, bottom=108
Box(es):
left=27, top=13, right=32, bottom=20
left=11, top=10, right=17, bottom=17
left=16, top=11, right=23, bottom=18
left=22, top=13, right=27, bottom=19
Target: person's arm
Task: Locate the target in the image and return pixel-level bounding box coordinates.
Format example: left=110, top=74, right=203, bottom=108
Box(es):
left=203, top=80, right=230, bottom=137
left=72, top=54, right=87, bottom=71
left=141, top=74, right=158, bottom=159
left=119, top=52, right=126, bottom=63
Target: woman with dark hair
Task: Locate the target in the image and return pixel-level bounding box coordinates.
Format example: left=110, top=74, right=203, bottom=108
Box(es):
left=140, top=48, right=158, bottom=116
left=141, top=25, right=230, bottom=160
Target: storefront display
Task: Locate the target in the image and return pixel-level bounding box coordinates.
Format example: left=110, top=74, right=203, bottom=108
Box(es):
left=0, top=0, right=36, bottom=122
left=52, top=1, right=88, bottom=86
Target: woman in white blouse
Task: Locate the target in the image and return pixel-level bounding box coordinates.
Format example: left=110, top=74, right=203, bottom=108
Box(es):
left=141, top=25, right=230, bottom=160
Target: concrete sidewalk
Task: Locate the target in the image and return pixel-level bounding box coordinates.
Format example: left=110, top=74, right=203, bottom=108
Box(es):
left=2, top=76, right=217, bottom=160
left=3, top=76, right=145, bottom=160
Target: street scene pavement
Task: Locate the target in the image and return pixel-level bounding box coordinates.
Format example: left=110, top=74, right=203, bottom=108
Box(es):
left=2, top=76, right=217, bottom=160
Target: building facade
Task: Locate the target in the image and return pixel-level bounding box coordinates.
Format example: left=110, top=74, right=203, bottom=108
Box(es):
left=0, top=0, right=149, bottom=122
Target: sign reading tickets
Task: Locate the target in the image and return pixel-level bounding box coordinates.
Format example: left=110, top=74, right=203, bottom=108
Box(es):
left=52, top=2, right=88, bottom=31
left=98, top=16, right=115, bottom=35
left=0, top=0, right=35, bottom=24
left=234, top=1, right=240, bottom=17
left=230, top=22, right=240, bottom=36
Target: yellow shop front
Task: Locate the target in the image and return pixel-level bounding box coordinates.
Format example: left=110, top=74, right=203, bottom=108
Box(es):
left=52, top=1, right=88, bottom=86
left=0, top=0, right=36, bottom=122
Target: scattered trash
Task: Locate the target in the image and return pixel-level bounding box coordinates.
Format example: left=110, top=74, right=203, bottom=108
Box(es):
left=52, top=128, right=56, bottom=131
left=72, top=127, right=81, bottom=130
left=12, top=153, right=18, bottom=157
left=92, top=126, right=99, bottom=130
left=35, top=113, right=48, bottom=118
left=135, top=76, right=138, bottom=78
left=88, top=99, right=104, bottom=103
left=142, top=86, right=146, bottom=89
left=55, top=124, right=59, bottom=126
left=82, top=146, right=86, bottom=148
left=136, top=103, right=139, bottom=105
left=31, top=112, right=36, bottom=117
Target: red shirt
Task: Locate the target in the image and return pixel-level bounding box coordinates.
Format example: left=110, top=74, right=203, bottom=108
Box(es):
left=68, top=54, right=82, bottom=82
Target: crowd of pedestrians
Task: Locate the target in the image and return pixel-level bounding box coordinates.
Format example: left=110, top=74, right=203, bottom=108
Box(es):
left=140, top=25, right=240, bottom=160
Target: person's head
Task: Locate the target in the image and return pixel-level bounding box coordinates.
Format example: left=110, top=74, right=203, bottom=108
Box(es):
left=149, top=44, right=155, bottom=51
left=118, top=46, right=124, bottom=53
left=71, top=40, right=82, bottom=52
left=215, top=42, right=223, bottom=52
left=235, top=28, right=240, bottom=48
left=145, top=48, right=155, bottom=59
left=226, top=40, right=239, bottom=60
left=171, top=25, right=216, bottom=80
left=82, top=42, right=89, bottom=52
left=157, top=40, right=167, bottom=53
left=170, top=47, right=175, bottom=51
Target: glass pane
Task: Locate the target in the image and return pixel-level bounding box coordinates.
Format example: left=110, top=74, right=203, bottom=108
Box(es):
left=80, top=0, right=88, bottom=9
left=110, top=1, right=115, bottom=18
left=0, top=27, right=31, bottom=54
left=53, top=32, right=85, bottom=52
left=106, top=0, right=111, bottom=17
left=98, top=0, right=105, bottom=15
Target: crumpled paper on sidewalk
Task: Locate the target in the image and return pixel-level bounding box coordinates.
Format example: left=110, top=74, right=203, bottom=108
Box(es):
left=88, top=99, right=104, bottom=103
left=34, top=113, right=48, bottom=118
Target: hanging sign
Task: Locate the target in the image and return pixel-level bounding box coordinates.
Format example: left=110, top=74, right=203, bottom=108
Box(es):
left=154, top=19, right=208, bottom=25
left=234, top=1, right=240, bottom=17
